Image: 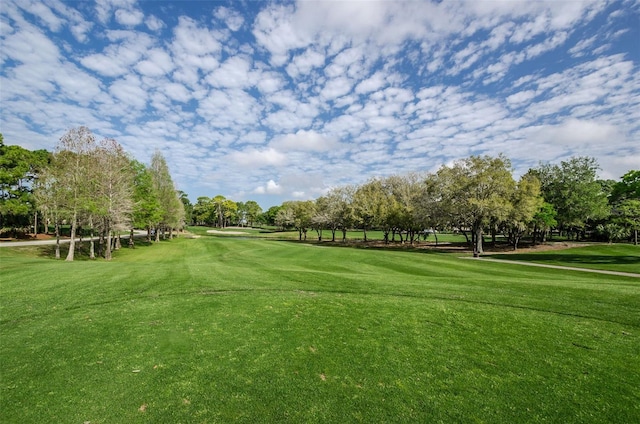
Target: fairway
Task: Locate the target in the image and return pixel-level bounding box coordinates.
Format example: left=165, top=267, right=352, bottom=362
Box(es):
left=1, top=236, right=639, bottom=423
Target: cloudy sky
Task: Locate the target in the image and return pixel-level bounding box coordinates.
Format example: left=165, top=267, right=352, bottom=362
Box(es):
left=1, top=0, right=638, bottom=207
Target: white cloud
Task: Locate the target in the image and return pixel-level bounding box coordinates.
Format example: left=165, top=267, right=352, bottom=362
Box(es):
left=145, top=15, right=165, bottom=32
left=254, top=179, right=283, bottom=195
left=229, top=148, right=287, bottom=169
left=531, top=119, right=624, bottom=148
left=115, top=8, right=144, bottom=26
left=214, top=6, right=244, bottom=32
left=272, top=130, right=338, bottom=152
left=109, top=75, right=147, bottom=109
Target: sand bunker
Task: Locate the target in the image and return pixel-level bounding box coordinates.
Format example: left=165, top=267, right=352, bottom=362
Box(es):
left=206, top=229, right=249, bottom=235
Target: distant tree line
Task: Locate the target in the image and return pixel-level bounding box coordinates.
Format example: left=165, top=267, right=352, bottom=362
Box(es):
left=262, top=155, right=639, bottom=253
left=191, top=196, right=262, bottom=228
left=0, top=128, right=185, bottom=261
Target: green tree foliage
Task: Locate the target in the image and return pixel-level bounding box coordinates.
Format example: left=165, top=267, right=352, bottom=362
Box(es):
left=531, top=202, right=558, bottom=244
left=610, top=170, right=640, bottom=202
left=503, top=174, right=543, bottom=250
left=280, top=200, right=316, bottom=240
left=0, top=134, right=50, bottom=234
left=150, top=150, right=185, bottom=239
left=178, top=191, right=193, bottom=225
left=131, top=159, right=162, bottom=243
left=435, top=155, right=516, bottom=255
left=263, top=205, right=282, bottom=226
left=242, top=200, right=263, bottom=227
left=533, top=157, right=609, bottom=237
left=353, top=179, right=390, bottom=242
left=48, top=126, right=98, bottom=261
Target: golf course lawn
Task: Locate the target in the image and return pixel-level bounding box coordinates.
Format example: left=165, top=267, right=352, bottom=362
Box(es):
left=1, top=235, right=639, bottom=423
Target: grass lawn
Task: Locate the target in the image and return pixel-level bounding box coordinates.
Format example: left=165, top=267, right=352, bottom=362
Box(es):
left=1, top=235, right=639, bottom=423
left=490, top=244, right=640, bottom=274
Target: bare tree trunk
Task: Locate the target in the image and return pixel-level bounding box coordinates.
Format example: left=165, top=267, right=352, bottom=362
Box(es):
left=474, top=226, right=483, bottom=257
left=105, top=231, right=112, bottom=260
left=34, top=211, right=38, bottom=236
left=89, top=228, right=95, bottom=259
left=55, top=221, right=60, bottom=259
left=65, top=211, right=77, bottom=261
left=155, top=227, right=160, bottom=242
left=115, top=234, right=121, bottom=250
left=129, top=228, right=135, bottom=248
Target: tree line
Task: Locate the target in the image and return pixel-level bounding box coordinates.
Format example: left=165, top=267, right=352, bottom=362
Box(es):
left=2, top=131, right=638, bottom=257
left=0, top=128, right=185, bottom=261
left=262, top=155, right=639, bottom=254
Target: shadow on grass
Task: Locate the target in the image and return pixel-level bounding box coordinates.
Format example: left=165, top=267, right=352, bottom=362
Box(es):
left=36, top=240, right=155, bottom=260
left=275, top=238, right=472, bottom=255
left=490, top=253, right=640, bottom=267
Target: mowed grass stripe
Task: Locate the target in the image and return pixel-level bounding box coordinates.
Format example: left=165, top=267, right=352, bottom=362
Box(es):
left=1, top=237, right=639, bottom=423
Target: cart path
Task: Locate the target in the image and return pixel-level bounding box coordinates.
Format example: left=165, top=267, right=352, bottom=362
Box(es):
left=461, top=256, right=640, bottom=278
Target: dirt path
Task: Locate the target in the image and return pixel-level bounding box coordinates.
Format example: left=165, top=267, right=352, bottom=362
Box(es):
left=462, top=257, right=640, bottom=278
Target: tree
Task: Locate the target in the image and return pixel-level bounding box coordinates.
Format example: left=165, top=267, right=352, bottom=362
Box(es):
left=0, top=135, right=50, bottom=236
left=533, top=157, right=609, bottom=239
left=614, top=199, right=640, bottom=245
left=312, top=196, right=331, bottom=241
left=93, top=138, right=134, bottom=260
left=178, top=191, right=193, bottom=225
left=150, top=150, right=184, bottom=240
left=222, top=199, right=238, bottom=227
left=131, top=160, right=161, bottom=243
left=243, top=200, right=263, bottom=227
left=531, top=202, right=557, bottom=244
left=48, top=127, right=98, bottom=261
left=212, top=195, right=227, bottom=228
left=502, top=174, right=543, bottom=250
left=262, top=205, right=282, bottom=227
left=192, top=197, right=213, bottom=225
left=353, top=179, right=390, bottom=242
left=320, top=185, right=355, bottom=242
left=283, top=200, right=316, bottom=240
left=610, top=170, right=640, bottom=203
left=275, top=205, right=294, bottom=230
left=436, top=155, right=515, bottom=255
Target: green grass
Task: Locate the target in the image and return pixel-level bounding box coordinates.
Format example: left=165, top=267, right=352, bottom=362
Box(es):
left=491, top=244, right=640, bottom=274
left=188, top=225, right=469, bottom=244
left=1, top=237, right=639, bottom=423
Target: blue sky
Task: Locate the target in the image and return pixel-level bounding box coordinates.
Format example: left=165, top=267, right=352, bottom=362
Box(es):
left=1, top=0, right=639, bottom=208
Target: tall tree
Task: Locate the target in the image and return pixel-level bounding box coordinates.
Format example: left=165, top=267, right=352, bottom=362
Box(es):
left=502, top=174, right=543, bottom=250
left=353, top=179, right=390, bottom=242
left=610, top=170, right=640, bottom=245
left=533, top=157, right=609, bottom=238
left=49, top=127, right=97, bottom=261
left=193, top=196, right=214, bottom=226
left=0, top=134, right=50, bottom=235
left=611, top=170, right=640, bottom=203
left=150, top=151, right=184, bottom=239
left=243, top=200, right=263, bottom=227
left=93, top=138, right=134, bottom=260
left=178, top=191, right=193, bottom=226
left=436, top=155, right=515, bottom=255
left=131, top=160, right=161, bottom=243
